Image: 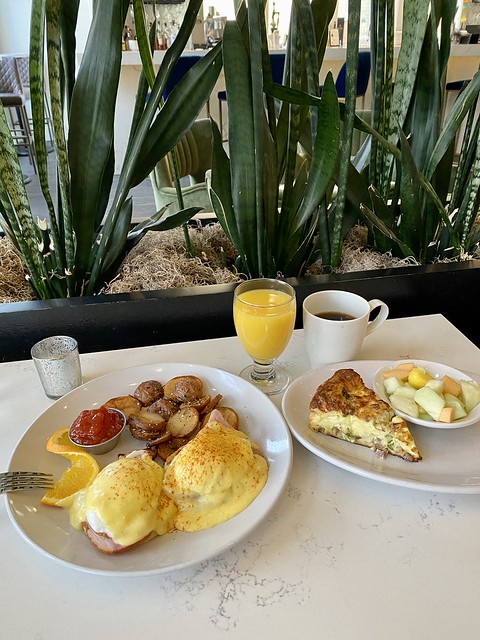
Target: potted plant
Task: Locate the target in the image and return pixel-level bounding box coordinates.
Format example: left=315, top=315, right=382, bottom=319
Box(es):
left=0, top=0, right=221, bottom=299
left=211, top=0, right=480, bottom=276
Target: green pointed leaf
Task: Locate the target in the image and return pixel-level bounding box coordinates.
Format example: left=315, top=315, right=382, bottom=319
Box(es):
left=68, top=0, right=129, bottom=276
left=129, top=45, right=222, bottom=186
left=360, top=201, right=414, bottom=259
left=220, top=20, right=259, bottom=276
left=398, top=129, right=423, bottom=253
left=293, top=72, right=339, bottom=231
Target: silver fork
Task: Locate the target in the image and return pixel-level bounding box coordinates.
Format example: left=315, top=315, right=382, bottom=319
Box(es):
left=0, top=471, right=54, bottom=494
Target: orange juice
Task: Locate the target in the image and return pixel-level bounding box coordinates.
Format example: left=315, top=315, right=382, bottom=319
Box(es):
left=234, top=289, right=296, bottom=361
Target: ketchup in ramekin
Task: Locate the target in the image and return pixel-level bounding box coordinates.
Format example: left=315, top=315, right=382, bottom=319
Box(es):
left=70, top=406, right=124, bottom=446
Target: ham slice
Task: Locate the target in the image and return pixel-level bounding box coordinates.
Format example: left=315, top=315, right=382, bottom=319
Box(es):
left=206, top=408, right=232, bottom=429
left=82, top=523, right=156, bottom=554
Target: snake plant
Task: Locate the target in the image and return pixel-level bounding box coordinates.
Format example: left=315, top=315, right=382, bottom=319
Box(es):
left=359, top=0, right=480, bottom=263
left=210, top=0, right=340, bottom=278
left=212, top=0, right=480, bottom=276
left=0, top=0, right=221, bottom=298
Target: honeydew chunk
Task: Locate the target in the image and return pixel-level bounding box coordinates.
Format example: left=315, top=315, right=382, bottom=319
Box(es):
left=418, top=410, right=435, bottom=421
left=383, top=376, right=402, bottom=395
left=425, top=379, right=444, bottom=395
left=389, top=393, right=419, bottom=419
left=444, top=393, right=467, bottom=420
left=442, top=375, right=461, bottom=397
left=414, top=386, right=445, bottom=420
left=438, top=407, right=454, bottom=423
left=460, top=380, right=480, bottom=413
left=383, top=368, right=410, bottom=381
left=394, top=384, right=417, bottom=400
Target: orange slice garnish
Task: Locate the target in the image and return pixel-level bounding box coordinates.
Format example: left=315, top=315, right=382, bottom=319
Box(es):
left=42, top=427, right=99, bottom=507
left=46, top=426, right=82, bottom=453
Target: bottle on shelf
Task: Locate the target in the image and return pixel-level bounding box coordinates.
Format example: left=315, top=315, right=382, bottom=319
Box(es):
left=157, top=22, right=168, bottom=50
left=168, top=20, right=177, bottom=48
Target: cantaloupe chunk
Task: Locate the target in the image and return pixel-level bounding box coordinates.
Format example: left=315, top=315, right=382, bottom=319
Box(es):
left=438, top=407, right=454, bottom=423
left=382, top=368, right=410, bottom=381
left=442, top=375, right=461, bottom=397
left=396, top=362, right=415, bottom=371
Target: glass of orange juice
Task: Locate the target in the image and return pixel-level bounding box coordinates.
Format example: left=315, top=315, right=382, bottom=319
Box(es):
left=233, top=278, right=296, bottom=395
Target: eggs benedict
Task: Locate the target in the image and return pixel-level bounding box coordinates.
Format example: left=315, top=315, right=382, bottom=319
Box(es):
left=163, top=420, right=268, bottom=532
left=69, top=451, right=177, bottom=554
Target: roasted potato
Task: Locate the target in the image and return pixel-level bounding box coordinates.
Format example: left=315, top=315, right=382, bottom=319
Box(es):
left=180, top=394, right=212, bottom=413
left=200, top=393, right=222, bottom=415
left=147, top=397, right=178, bottom=420
left=164, top=376, right=203, bottom=403
left=104, top=395, right=142, bottom=419
left=133, top=380, right=164, bottom=405
left=167, top=406, right=200, bottom=437
left=156, top=437, right=189, bottom=462
left=128, top=410, right=167, bottom=440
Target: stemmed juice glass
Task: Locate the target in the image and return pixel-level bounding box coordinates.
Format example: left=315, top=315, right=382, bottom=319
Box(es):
left=233, top=278, right=296, bottom=395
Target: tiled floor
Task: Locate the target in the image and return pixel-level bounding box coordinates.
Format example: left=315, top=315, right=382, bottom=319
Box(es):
left=21, top=148, right=158, bottom=221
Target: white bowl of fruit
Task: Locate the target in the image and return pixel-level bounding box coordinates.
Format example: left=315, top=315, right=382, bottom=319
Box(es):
left=373, top=360, right=480, bottom=429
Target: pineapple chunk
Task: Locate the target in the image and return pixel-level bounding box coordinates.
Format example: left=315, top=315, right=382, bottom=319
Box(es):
left=408, top=367, right=433, bottom=389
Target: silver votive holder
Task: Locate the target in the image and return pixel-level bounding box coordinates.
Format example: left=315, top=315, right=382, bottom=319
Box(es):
left=31, top=336, right=83, bottom=399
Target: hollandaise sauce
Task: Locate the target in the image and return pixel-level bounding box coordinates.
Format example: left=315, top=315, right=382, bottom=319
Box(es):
left=69, top=456, right=177, bottom=548
left=163, top=421, right=268, bottom=532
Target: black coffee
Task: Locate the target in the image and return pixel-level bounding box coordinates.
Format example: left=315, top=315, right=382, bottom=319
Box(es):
left=314, top=311, right=356, bottom=321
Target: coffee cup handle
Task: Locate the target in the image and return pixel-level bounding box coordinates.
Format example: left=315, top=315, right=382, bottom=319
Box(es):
left=365, top=299, right=389, bottom=336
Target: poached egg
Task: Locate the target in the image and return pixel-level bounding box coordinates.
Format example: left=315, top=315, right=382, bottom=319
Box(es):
left=69, top=452, right=177, bottom=552
left=163, top=420, right=268, bottom=532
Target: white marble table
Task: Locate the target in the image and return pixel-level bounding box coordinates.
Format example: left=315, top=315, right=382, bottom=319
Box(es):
left=1, top=314, right=480, bottom=639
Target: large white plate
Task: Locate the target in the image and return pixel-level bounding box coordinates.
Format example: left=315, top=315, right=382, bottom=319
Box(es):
left=282, top=360, right=480, bottom=493
left=6, top=363, right=292, bottom=577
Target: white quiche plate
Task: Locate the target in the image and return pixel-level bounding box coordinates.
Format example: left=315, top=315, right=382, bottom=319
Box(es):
left=281, top=360, right=480, bottom=494
left=5, top=363, right=292, bottom=577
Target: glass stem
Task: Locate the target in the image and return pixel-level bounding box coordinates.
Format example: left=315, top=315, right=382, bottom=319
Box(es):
left=250, top=360, right=277, bottom=382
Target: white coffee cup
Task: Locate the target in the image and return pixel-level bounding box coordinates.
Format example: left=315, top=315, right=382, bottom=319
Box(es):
left=302, top=290, right=389, bottom=369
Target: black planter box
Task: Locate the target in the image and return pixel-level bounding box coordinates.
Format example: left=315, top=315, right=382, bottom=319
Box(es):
left=1, top=261, right=478, bottom=362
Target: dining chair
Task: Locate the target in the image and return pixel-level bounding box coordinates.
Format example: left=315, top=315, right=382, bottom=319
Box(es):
left=14, top=55, right=54, bottom=153
left=217, top=51, right=286, bottom=141
left=0, top=56, right=37, bottom=172
left=149, top=117, right=214, bottom=217
left=444, top=78, right=471, bottom=116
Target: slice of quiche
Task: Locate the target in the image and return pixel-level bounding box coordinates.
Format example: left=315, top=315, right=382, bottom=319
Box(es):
left=309, top=368, right=421, bottom=462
